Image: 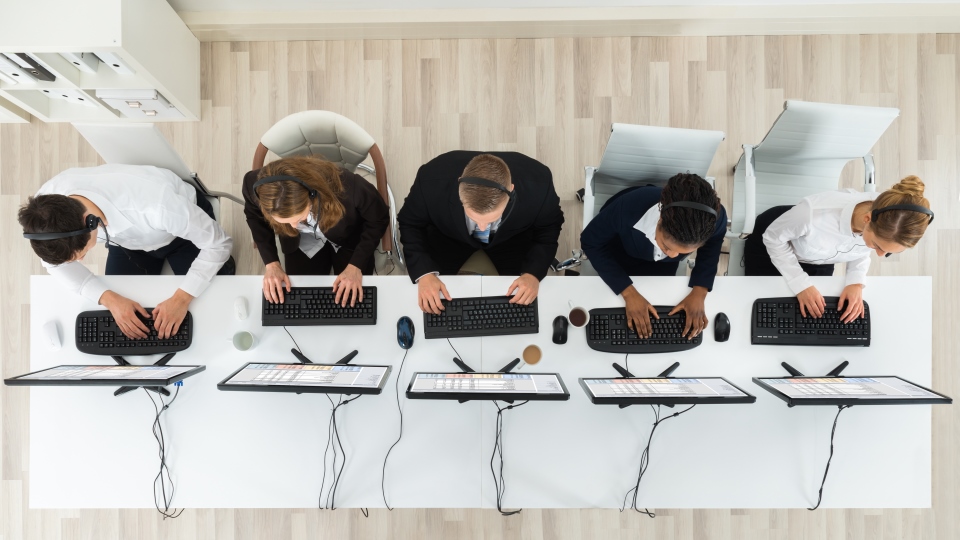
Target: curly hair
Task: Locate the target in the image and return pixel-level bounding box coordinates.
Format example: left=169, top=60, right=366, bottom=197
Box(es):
left=658, top=173, right=721, bottom=247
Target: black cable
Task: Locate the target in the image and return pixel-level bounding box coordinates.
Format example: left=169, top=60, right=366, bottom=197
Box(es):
left=374, top=249, right=396, bottom=275
left=808, top=405, right=850, bottom=511
left=284, top=326, right=303, bottom=354
left=446, top=338, right=464, bottom=362
left=620, top=403, right=697, bottom=518
left=144, top=386, right=184, bottom=519
left=491, top=400, right=529, bottom=516
left=625, top=354, right=629, bottom=374
left=319, top=393, right=362, bottom=511
left=380, top=348, right=409, bottom=510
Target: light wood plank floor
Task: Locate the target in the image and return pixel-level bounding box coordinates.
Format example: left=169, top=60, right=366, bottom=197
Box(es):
left=1, top=34, right=959, bottom=539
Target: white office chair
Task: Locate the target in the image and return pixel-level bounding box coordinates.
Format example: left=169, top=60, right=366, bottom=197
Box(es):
left=573, top=123, right=725, bottom=276
left=726, top=100, right=900, bottom=275
left=72, top=123, right=242, bottom=274
left=252, top=110, right=402, bottom=274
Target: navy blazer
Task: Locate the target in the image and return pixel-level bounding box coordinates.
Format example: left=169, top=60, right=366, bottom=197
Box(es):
left=580, top=186, right=727, bottom=295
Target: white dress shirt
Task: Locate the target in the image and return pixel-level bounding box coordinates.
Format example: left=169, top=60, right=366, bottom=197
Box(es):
left=295, top=213, right=339, bottom=258
left=762, top=188, right=879, bottom=295
left=632, top=205, right=667, bottom=261
left=35, top=164, right=234, bottom=303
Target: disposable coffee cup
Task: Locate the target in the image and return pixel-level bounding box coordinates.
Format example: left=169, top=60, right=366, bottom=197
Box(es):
left=567, top=300, right=590, bottom=328
left=522, top=344, right=542, bottom=366
left=231, top=331, right=257, bottom=351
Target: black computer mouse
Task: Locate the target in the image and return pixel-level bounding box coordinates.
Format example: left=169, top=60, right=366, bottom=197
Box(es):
left=552, top=315, right=569, bottom=344
left=714, top=312, right=730, bottom=342
left=397, top=316, right=415, bottom=349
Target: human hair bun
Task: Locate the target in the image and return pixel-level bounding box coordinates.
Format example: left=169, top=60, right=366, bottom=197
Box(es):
left=888, top=175, right=925, bottom=200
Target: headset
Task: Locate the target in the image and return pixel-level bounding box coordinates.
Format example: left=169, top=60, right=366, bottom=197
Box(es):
left=871, top=204, right=934, bottom=225
left=252, top=174, right=318, bottom=199
left=662, top=201, right=718, bottom=218
left=458, top=176, right=517, bottom=225
left=23, top=214, right=102, bottom=241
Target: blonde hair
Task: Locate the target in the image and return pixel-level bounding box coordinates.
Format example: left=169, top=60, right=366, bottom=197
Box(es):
left=256, top=156, right=345, bottom=237
left=870, top=175, right=930, bottom=248
left=458, top=154, right=512, bottom=213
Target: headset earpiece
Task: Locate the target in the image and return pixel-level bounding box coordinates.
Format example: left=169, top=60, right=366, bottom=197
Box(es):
left=252, top=175, right=319, bottom=199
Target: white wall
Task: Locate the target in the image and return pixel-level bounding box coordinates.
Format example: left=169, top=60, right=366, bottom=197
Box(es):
left=168, top=0, right=959, bottom=11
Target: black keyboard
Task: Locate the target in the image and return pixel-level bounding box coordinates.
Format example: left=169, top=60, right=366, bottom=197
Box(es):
left=261, top=286, right=377, bottom=326
left=75, top=309, right=193, bottom=356
left=586, top=307, right=702, bottom=353
left=751, top=297, right=871, bottom=346
left=423, top=296, right=539, bottom=339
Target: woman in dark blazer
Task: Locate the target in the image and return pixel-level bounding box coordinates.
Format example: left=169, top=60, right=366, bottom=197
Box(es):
left=242, top=155, right=388, bottom=306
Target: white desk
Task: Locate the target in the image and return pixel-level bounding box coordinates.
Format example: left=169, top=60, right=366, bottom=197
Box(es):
left=478, top=276, right=934, bottom=509
left=26, top=275, right=935, bottom=509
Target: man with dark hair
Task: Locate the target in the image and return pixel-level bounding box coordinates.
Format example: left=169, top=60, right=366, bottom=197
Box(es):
left=19, top=164, right=234, bottom=339
left=398, top=151, right=564, bottom=314
left=580, top=173, right=728, bottom=339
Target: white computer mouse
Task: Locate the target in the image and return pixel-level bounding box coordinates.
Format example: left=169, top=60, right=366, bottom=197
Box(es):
left=235, top=297, right=249, bottom=321
left=42, top=320, right=62, bottom=351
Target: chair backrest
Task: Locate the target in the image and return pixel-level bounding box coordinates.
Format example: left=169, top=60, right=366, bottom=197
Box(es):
left=730, top=100, right=900, bottom=233
left=253, top=110, right=375, bottom=172
left=584, top=123, right=724, bottom=225
left=72, top=123, right=195, bottom=181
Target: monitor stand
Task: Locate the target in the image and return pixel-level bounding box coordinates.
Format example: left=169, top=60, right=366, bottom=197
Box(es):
left=780, top=360, right=848, bottom=379
left=610, top=361, right=681, bottom=409
left=112, top=353, right=176, bottom=397
left=450, top=356, right=521, bottom=403
left=290, top=348, right=358, bottom=365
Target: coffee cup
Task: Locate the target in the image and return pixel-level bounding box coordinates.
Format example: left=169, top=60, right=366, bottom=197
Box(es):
left=230, top=331, right=257, bottom=351
left=522, top=344, right=542, bottom=366
left=567, top=300, right=590, bottom=328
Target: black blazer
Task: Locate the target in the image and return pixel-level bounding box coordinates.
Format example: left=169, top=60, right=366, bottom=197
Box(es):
left=397, top=151, right=564, bottom=282
left=242, top=167, right=389, bottom=269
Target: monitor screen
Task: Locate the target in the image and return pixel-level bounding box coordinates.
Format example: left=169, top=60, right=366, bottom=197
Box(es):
left=406, top=372, right=570, bottom=401
left=579, top=377, right=756, bottom=405
left=753, top=376, right=953, bottom=406
left=4, top=365, right=204, bottom=387
left=218, top=363, right=391, bottom=395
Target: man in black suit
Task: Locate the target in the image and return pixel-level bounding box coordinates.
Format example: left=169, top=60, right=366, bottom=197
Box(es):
left=398, top=151, right=564, bottom=314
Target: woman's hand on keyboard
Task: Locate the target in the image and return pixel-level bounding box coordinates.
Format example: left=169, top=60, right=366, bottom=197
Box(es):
left=99, top=291, right=150, bottom=339
left=669, top=286, right=709, bottom=339
left=621, top=286, right=658, bottom=339
left=333, top=264, right=364, bottom=307
left=797, top=286, right=826, bottom=318
left=263, top=262, right=292, bottom=304
left=838, top=284, right=865, bottom=323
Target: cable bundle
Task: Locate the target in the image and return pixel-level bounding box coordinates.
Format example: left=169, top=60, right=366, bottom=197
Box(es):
left=143, top=387, right=184, bottom=519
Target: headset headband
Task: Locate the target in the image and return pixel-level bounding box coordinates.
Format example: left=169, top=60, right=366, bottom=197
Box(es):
left=458, top=176, right=511, bottom=194
left=252, top=174, right=318, bottom=199
left=23, top=214, right=101, bottom=241
left=662, top=201, right=718, bottom=218
left=871, top=204, right=934, bottom=225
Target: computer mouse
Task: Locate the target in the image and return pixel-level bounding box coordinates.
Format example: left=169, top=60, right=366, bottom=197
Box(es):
left=397, top=316, right=415, bottom=349
left=552, top=315, right=568, bottom=344
left=42, top=320, right=62, bottom=351
left=235, top=297, right=248, bottom=320
left=714, top=312, right=730, bottom=342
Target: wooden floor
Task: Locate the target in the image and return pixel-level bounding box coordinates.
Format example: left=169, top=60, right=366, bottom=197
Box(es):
left=1, top=34, right=959, bottom=539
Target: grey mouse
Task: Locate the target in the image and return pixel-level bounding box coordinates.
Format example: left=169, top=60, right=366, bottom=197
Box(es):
left=714, top=312, right=730, bottom=342
left=397, top=316, right=415, bottom=349
left=552, top=315, right=568, bottom=344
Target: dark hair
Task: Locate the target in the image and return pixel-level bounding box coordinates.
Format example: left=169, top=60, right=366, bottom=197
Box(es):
left=459, top=154, right=512, bottom=213
left=18, top=194, right=91, bottom=265
left=658, top=173, right=720, bottom=247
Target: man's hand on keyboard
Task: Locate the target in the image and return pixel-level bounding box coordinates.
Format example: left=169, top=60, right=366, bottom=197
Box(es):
left=669, top=286, right=709, bottom=339
left=507, top=273, right=539, bottom=305
left=621, top=285, right=658, bottom=339
left=263, top=262, right=292, bottom=304
left=838, top=284, right=865, bottom=323
left=333, top=264, right=364, bottom=307
left=797, top=286, right=826, bottom=318
left=418, top=273, right=452, bottom=315
left=153, top=289, right=193, bottom=339
left=99, top=290, right=150, bottom=339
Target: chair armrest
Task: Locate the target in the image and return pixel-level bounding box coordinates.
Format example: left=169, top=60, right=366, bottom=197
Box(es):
left=206, top=191, right=244, bottom=206
left=740, top=145, right=757, bottom=238
left=863, top=153, right=877, bottom=193
left=582, top=166, right=597, bottom=229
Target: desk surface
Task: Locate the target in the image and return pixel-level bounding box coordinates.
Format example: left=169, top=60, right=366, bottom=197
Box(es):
left=27, top=275, right=934, bottom=509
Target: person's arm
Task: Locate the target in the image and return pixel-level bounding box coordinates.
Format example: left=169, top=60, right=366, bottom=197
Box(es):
left=43, top=260, right=109, bottom=304
left=241, top=170, right=282, bottom=266
left=397, top=169, right=442, bottom=283
left=687, top=205, right=727, bottom=292
left=580, top=196, right=633, bottom=295
left=843, top=254, right=871, bottom=289
left=160, top=195, right=234, bottom=298
left=344, top=172, right=389, bottom=269
left=761, top=204, right=814, bottom=295
left=518, top=172, right=564, bottom=281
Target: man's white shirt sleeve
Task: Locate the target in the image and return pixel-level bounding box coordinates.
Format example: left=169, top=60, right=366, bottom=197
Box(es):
left=157, top=190, right=233, bottom=297
left=43, top=261, right=109, bottom=304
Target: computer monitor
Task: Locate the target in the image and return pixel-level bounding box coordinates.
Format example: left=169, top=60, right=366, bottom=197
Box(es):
left=405, top=372, right=570, bottom=401
left=3, top=365, right=205, bottom=387
left=217, top=363, right=391, bottom=395
left=753, top=376, right=953, bottom=407
left=579, top=377, right=756, bottom=406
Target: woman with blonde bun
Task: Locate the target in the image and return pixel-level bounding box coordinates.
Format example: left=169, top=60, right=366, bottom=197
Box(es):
left=744, top=175, right=933, bottom=322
